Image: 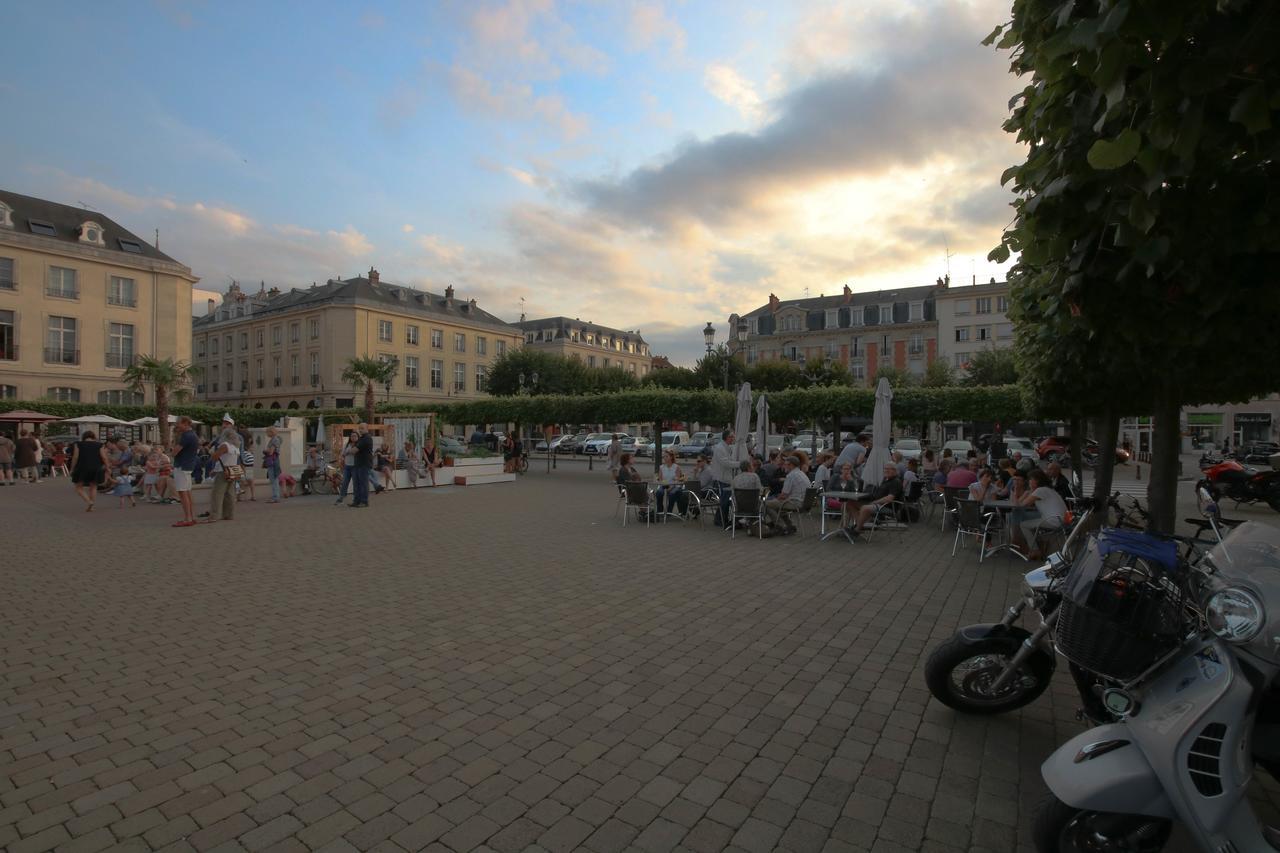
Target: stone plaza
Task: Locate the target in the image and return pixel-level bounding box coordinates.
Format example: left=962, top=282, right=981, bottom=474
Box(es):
left=3, top=466, right=1277, bottom=853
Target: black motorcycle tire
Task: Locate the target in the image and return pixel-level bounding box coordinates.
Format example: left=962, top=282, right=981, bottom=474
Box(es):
left=924, top=633, right=1054, bottom=714
left=1033, top=793, right=1170, bottom=853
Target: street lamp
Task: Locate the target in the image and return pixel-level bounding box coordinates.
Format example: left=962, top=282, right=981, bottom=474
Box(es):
left=518, top=370, right=539, bottom=396
left=797, top=353, right=827, bottom=458
left=702, top=322, right=715, bottom=355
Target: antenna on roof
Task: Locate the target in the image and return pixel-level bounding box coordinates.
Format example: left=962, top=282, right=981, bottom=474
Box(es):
left=519, top=296, right=526, bottom=324
left=943, top=236, right=956, bottom=280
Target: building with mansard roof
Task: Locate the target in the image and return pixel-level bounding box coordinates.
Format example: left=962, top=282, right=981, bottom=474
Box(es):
left=514, top=317, right=652, bottom=377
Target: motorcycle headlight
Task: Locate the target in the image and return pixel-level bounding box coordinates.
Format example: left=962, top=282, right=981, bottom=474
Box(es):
left=1205, top=588, right=1264, bottom=643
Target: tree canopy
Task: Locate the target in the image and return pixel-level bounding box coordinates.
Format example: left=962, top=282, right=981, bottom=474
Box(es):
left=963, top=348, right=1018, bottom=387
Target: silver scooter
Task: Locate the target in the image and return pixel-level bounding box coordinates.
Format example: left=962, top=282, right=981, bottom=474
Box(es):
left=1034, top=521, right=1280, bottom=853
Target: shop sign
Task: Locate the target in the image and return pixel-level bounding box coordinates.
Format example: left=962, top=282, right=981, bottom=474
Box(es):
left=1235, top=412, right=1272, bottom=425
left=1187, top=413, right=1223, bottom=426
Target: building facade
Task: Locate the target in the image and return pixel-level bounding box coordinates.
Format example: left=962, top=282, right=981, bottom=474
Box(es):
left=732, top=283, right=940, bottom=384
left=0, top=189, right=197, bottom=403
left=933, top=277, right=1013, bottom=374
left=192, top=271, right=522, bottom=409
left=515, top=317, right=652, bottom=377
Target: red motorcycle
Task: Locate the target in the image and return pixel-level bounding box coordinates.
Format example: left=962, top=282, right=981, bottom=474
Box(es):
left=1197, top=458, right=1280, bottom=512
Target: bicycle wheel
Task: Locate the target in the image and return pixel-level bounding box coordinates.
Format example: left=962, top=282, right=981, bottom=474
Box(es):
left=313, top=476, right=335, bottom=495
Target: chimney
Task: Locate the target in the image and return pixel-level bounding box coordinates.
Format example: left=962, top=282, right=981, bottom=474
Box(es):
left=467, top=298, right=476, bottom=311
left=368, top=267, right=379, bottom=284
left=768, top=293, right=780, bottom=313
left=842, top=284, right=852, bottom=304
left=445, top=285, right=455, bottom=305
left=206, top=298, right=216, bottom=315
left=267, top=286, right=280, bottom=297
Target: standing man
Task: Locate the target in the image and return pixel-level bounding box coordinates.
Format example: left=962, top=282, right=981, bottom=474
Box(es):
left=352, top=423, right=373, bottom=508
left=0, top=431, right=15, bottom=486
left=711, top=429, right=738, bottom=527
left=207, top=424, right=241, bottom=523
left=833, top=433, right=868, bottom=480
left=263, top=426, right=283, bottom=503
left=170, top=415, right=199, bottom=527
left=764, top=456, right=810, bottom=535
left=606, top=434, right=622, bottom=479
left=15, top=429, right=40, bottom=483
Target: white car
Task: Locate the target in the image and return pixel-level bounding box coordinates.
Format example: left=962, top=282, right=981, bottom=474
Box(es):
left=893, top=438, right=923, bottom=461
left=1002, top=436, right=1041, bottom=463
left=623, top=437, right=655, bottom=457
left=942, top=439, right=974, bottom=457
left=584, top=434, right=629, bottom=454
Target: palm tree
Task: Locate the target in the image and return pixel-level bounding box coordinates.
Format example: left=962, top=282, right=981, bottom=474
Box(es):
left=341, top=356, right=399, bottom=424
left=122, top=355, right=201, bottom=447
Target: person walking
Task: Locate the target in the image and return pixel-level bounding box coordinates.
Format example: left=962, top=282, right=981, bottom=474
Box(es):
left=263, top=426, right=283, bottom=503
left=336, top=433, right=358, bottom=505
left=69, top=430, right=108, bottom=511
left=352, top=423, right=373, bottom=508
left=606, top=434, right=622, bottom=479
left=170, top=416, right=200, bottom=527
left=15, top=429, right=40, bottom=484
left=0, top=431, right=15, bottom=486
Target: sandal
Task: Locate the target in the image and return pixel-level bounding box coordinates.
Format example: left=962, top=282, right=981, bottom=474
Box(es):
left=172, top=520, right=196, bottom=527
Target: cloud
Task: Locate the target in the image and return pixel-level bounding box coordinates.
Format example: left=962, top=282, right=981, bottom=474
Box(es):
left=459, top=0, right=606, bottom=79
left=328, top=226, right=374, bottom=257
left=416, top=234, right=465, bottom=265
left=359, top=10, right=386, bottom=28
left=152, top=113, right=244, bottom=167
left=703, top=63, right=765, bottom=123
left=627, top=2, right=686, bottom=58
left=401, top=224, right=415, bottom=233
left=448, top=65, right=589, bottom=140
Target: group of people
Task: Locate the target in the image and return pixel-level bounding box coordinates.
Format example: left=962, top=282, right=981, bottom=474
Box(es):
left=935, top=453, right=1075, bottom=558
left=63, top=416, right=203, bottom=523
left=0, top=430, right=71, bottom=484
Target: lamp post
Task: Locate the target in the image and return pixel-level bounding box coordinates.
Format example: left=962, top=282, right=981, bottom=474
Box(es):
left=797, top=353, right=827, bottom=459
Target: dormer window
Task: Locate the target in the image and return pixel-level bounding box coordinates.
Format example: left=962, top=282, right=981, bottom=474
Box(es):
left=0, top=202, right=12, bottom=228
left=79, top=221, right=105, bottom=246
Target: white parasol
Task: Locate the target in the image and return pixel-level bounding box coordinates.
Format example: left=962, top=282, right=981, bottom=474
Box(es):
left=732, top=382, right=753, bottom=462
left=861, top=377, right=894, bottom=487
left=755, top=393, right=770, bottom=462
left=315, top=414, right=325, bottom=450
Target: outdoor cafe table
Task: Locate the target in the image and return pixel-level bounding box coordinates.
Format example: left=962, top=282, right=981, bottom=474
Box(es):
left=821, top=491, right=872, bottom=544
left=981, top=498, right=1031, bottom=561
left=652, top=478, right=691, bottom=522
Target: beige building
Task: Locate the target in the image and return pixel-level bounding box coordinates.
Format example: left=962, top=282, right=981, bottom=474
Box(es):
left=934, top=277, right=1013, bottom=374
left=733, top=283, right=941, bottom=384
left=192, top=271, right=522, bottom=410
left=0, top=189, right=197, bottom=403
left=515, top=317, right=652, bottom=376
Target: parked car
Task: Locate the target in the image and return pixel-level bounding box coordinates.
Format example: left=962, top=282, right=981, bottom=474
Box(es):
left=584, top=433, right=629, bottom=454
left=893, top=438, right=923, bottom=461
left=942, top=439, right=975, bottom=457
left=659, top=430, right=691, bottom=449
left=438, top=437, right=465, bottom=457
left=535, top=435, right=574, bottom=452
left=678, top=432, right=717, bottom=458
left=622, top=437, right=654, bottom=457
left=1001, top=436, right=1041, bottom=463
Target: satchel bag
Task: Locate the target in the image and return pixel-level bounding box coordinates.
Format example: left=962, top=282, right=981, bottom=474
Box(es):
left=223, top=464, right=245, bottom=481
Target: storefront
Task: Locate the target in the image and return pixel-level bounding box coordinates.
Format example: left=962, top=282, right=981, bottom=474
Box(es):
left=1234, top=412, right=1273, bottom=445
left=1187, top=412, right=1224, bottom=449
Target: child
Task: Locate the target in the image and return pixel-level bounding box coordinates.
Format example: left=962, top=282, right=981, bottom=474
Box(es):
left=143, top=446, right=163, bottom=502
left=277, top=470, right=297, bottom=498
left=113, top=472, right=136, bottom=508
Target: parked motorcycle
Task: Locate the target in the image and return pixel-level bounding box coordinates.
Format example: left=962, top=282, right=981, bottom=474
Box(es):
left=1033, top=521, right=1280, bottom=853
left=1198, top=458, right=1280, bottom=512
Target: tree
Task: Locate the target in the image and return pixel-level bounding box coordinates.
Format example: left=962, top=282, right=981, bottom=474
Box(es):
left=986, top=0, right=1280, bottom=531
left=921, top=359, right=957, bottom=388
left=694, top=346, right=747, bottom=390
left=746, top=360, right=802, bottom=392
left=963, top=348, right=1018, bottom=387
left=121, top=355, right=200, bottom=447
left=648, top=366, right=701, bottom=390
left=873, top=365, right=917, bottom=389
left=341, top=356, right=399, bottom=424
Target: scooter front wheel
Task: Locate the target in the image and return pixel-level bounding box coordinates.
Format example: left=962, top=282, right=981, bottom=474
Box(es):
left=924, top=633, right=1053, bottom=714
left=1033, top=794, right=1170, bottom=853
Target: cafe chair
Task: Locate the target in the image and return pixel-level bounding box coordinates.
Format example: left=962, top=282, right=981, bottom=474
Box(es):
left=731, top=488, right=765, bottom=540
left=901, top=481, right=925, bottom=523
left=621, top=481, right=655, bottom=528
left=864, top=500, right=909, bottom=542
left=820, top=490, right=846, bottom=536
left=779, top=486, right=820, bottom=537
left=951, top=498, right=999, bottom=563
left=941, top=486, right=969, bottom=531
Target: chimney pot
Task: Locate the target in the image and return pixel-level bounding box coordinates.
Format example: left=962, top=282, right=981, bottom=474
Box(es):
left=368, top=267, right=379, bottom=284
left=445, top=285, right=455, bottom=303
left=207, top=298, right=216, bottom=315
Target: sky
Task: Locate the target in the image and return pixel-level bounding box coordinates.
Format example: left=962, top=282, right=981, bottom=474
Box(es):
left=1, top=0, right=1022, bottom=367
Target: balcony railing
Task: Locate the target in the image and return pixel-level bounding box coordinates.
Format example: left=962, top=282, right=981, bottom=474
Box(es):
left=908, top=345, right=925, bottom=355
left=240, top=383, right=249, bottom=392
left=44, top=348, right=79, bottom=365
left=108, top=297, right=138, bottom=307
left=196, top=384, right=205, bottom=393
left=0, top=345, right=16, bottom=360
left=257, top=380, right=264, bottom=389
left=45, top=286, right=79, bottom=299
left=105, top=351, right=136, bottom=369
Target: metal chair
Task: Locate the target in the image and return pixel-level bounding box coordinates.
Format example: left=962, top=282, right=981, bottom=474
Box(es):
left=951, top=498, right=999, bottom=562
left=864, top=499, right=909, bottom=542
left=621, top=481, right=654, bottom=527
left=775, top=486, right=819, bottom=536
left=941, top=486, right=968, bottom=531
left=731, top=488, right=764, bottom=540
left=901, top=480, right=925, bottom=523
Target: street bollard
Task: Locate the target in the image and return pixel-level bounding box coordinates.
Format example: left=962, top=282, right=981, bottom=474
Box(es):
left=1136, top=463, right=1141, bottom=480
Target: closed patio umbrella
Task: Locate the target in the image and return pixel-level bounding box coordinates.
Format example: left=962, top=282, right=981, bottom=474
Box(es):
left=755, top=393, right=770, bottom=462
left=861, top=378, right=894, bottom=487
left=733, top=382, right=752, bottom=462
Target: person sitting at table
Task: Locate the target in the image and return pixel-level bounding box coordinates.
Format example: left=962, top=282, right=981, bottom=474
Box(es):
left=732, top=459, right=762, bottom=492
left=693, top=456, right=715, bottom=492
left=1015, top=468, right=1069, bottom=558
left=812, top=451, right=835, bottom=486
left=891, top=450, right=907, bottom=477
left=655, top=448, right=687, bottom=515
left=1046, top=461, right=1076, bottom=502
left=901, top=458, right=920, bottom=494
left=1012, top=451, right=1035, bottom=474
left=921, top=448, right=938, bottom=480
left=946, top=457, right=979, bottom=489
left=764, top=455, right=809, bottom=535
left=827, top=462, right=859, bottom=527
left=615, top=453, right=642, bottom=486
left=931, top=458, right=952, bottom=491
left=968, top=468, right=998, bottom=504
left=758, top=449, right=781, bottom=492
left=850, top=463, right=904, bottom=538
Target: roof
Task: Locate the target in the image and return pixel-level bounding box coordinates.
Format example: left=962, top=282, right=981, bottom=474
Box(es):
left=933, top=279, right=1009, bottom=299
left=739, top=283, right=940, bottom=319
left=516, top=316, right=648, bottom=344
left=0, top=188, right=179, bottom=264
left=193, top=275, right=521, bottom=334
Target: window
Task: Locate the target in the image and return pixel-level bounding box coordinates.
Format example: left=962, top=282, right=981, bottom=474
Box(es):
left=976, top=297, right=992, bottom=315
left=0, top=385, right=16, bottom=399
left=106, top=322, right=134, bottom=368
left=997, top=295, right=1008, bottom=312
left=602, top=358, right=610, bottom=368
left=430, top=359, right=443, bottom=390
left=239, top=332, right=248, bottom=350
left=954, top=299, right=971, bottom=316
left=196, top=338, right=205, bottom=358
left=849, top=309, right=862, bottom=327
left=0, top=310, right=14, bottom=359
left=47, top=266, right=78, bottom=299
left=404, top=356, right=420, bottom=388
left=225, top=363, right=233, bottom=390
left=850, top=336, right=861, bottom=358
left=224, top=335, right=232, bottom=354
left=28, top=219, right=56, bottom=237
left=290, top=354, right=299, bottom=385
left=454, top=332, right=466, bottom=352
left=525, top=332, right=535, bottom=344
left=825, top=341, right=839, bottom=360
left=290, top=322, right=300, bottom=343
left=0, top=257, right=13, bottom=289
left=378, top=320, right=392, bottom=342
left=825, top=309, right=838, bottom=329
left=211, top=336, right=219, bottom=356
left=453, top=362, right=465, bottom=392
left=80, top=221, right=104, bottom=245
left=46, top=316, right=77, bottom=364
left=780, top=314, right=801, bottom=332
left=406, top=324, right=419, bottom=345
left=256, top=329, right=265, bottom=348
left=909, top=333, right=924, bottom=355
left=850, top=364, right=865, bottom=381
left=310, top=318, right=320, bottom=339
left=748, top=317, right=758, bottom=335
left=954, top=352, right=971, bottom=368
left=475, top=364, right=487, bottom=392
left=240, top=361, right=248, bottom=390
left=879, top=304, right=892, bottom=325
left=978, top=326, right=992, bottom=342
left=256, top=360, right=264, bottom=387
left=211, top=364, right=220, bottom=391
left=99, top=390, right=144, bottom=405
left=273, top=357, right=281, bottom=386
left=431, top=329, right=443, bottom=349
left=107, top=276, right=136, bottom=307
left=588, top=355, right=597, bottom=368
left=118, top=239, right=143, bottom=254
left=909, top=301, right=923, bottom=322
left=955, top=328, right=970, bottom=342
left=309, top=353, right=319, bottom=384
left=48, top=387, right=80, bottom=402
left=0, top=202, right=11, bottom=228
left=476, top=335, right=487, bottom=356
left=496, top=340, right=506, bottom=358
left=997, top=323, right=1014, bottom=339
left=272, top=325, right=282, bottom=346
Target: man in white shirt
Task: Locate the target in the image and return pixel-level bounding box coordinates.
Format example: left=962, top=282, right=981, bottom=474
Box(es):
left=710, top=429, right=738, bottom=526
left=765, top=456, right=810, bottom=535
left=834, top=434, right=869, bottom=478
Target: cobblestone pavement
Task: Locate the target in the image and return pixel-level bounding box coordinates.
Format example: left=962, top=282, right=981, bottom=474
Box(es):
left=2, top=469, right=1274, bottom=853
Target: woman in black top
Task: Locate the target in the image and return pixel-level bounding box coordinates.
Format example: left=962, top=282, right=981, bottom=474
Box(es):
left=70, top=430, right=109, bottom=511
left=826, top=462, right=859, bottom=527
